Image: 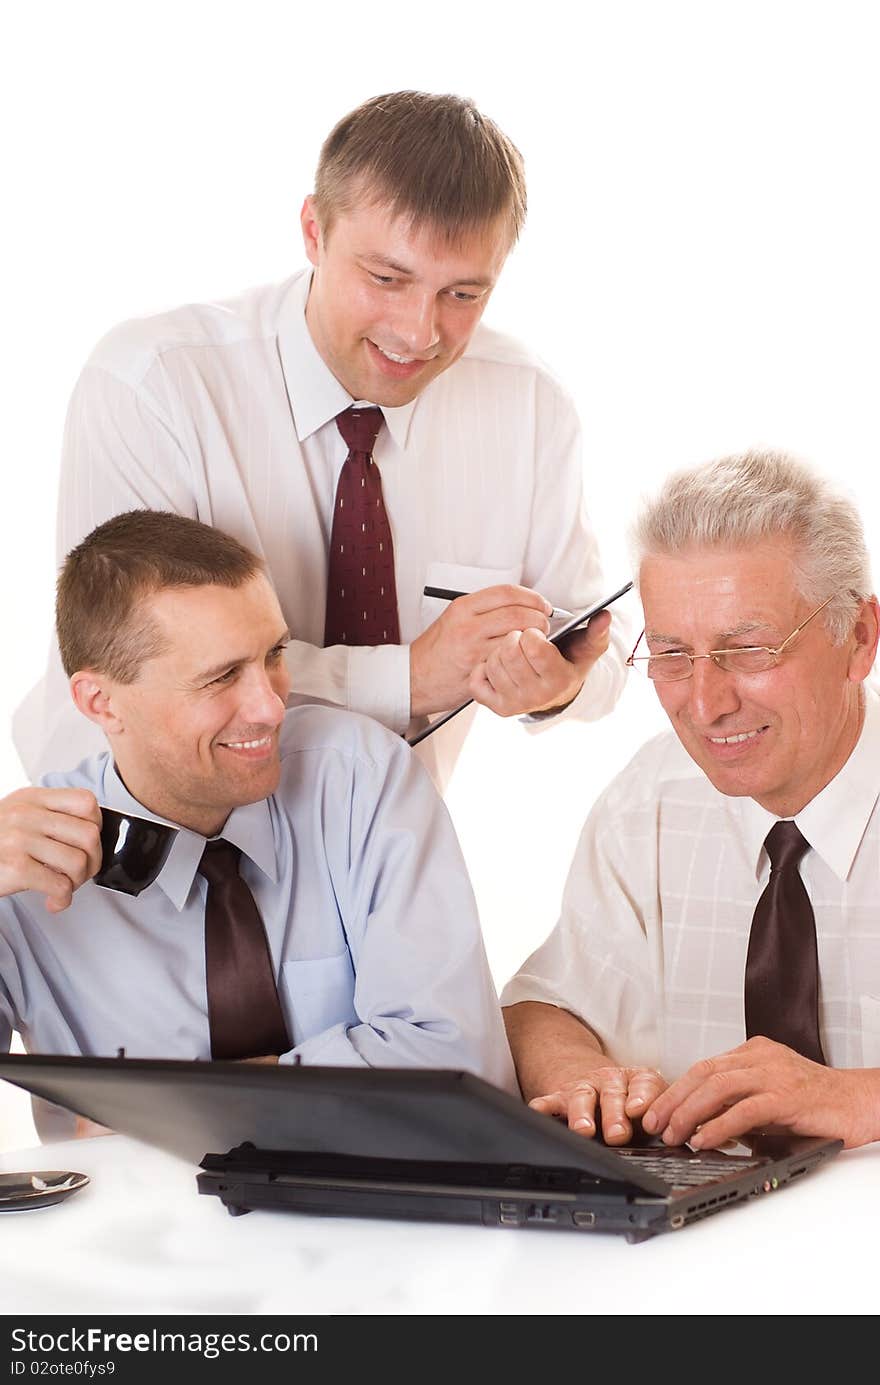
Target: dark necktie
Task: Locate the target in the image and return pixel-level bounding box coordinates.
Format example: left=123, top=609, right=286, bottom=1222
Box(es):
left=198, top=839, right=291, bottom=1061
left=323, top=406, right=400, bottom=648
left=744, top=820, right=826, bottom=1064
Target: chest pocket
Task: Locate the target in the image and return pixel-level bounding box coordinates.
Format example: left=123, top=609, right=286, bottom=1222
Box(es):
left=420, top=561, right=523, bottom=630
left=281, top=950, right=357, bottom=1047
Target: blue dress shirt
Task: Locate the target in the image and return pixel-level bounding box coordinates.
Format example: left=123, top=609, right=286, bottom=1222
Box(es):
left=0, top=705, right=515, bottom=1135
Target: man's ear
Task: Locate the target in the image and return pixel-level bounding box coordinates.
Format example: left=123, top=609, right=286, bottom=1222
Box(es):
left=69, top=670, right=125, bottom=734
left=848, top=595, right=880, bottom=683
left=300, top=195, right=323, bottom=267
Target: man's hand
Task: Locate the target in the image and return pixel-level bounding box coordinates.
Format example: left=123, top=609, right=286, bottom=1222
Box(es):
left=529, top=1064, right=668, bottom=1145
left=470, top=609, right=612, bottom=718
left=0, top=787, right=102, bottom=913
left=641, top=1036, right=880, bottom=1150
left=410, top=585, right=552, bottom=717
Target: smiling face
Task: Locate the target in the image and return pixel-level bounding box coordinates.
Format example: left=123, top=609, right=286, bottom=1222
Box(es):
left=301, top=195, right=511, bottom=406
left=639, top=541, right=879, bottom=816
left=83, top=575, right=292, bottom=836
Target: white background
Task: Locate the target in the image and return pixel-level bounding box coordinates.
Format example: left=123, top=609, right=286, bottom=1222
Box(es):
left=2, top=0, right=879, bottom=1149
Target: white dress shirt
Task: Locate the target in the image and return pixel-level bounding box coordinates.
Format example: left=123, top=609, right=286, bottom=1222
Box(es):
left=1, top=704, right=516, bottom=1137
left=14, top=269, right=629, bottom=790
left=502, top=686, right=880, bottom=1079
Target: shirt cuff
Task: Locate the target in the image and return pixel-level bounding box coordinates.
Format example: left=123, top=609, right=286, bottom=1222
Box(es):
left=345, top=643, right=412, bottom=735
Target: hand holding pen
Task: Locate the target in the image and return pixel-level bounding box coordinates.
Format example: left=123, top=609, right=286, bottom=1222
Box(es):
left=410, top=584, right=556, bottom=720
left=408, top=579, right=632, bottom=746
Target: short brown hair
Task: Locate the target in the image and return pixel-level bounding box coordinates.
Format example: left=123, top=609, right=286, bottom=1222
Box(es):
left=57, top=510, right=265, bottom=681
left=314, top=90, right=527, bottom=245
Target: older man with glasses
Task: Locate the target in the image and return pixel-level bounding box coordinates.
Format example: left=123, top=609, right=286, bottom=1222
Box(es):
left=502, top=449, right=880, bottom=1153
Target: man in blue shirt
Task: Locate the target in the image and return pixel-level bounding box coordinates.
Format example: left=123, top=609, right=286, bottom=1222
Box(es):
left=0, top=510, right=514, bottom=1135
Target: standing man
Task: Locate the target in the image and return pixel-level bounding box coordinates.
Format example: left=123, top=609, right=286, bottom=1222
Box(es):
left=504, top=450, right=880, bottom=1152
left=15, top=90, right=628, bottom=789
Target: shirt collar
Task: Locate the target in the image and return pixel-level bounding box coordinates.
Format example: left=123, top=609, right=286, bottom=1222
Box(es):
left=99, top=761, right=279, bottom=912
left=731, top=683, right=880, bottom=883
left=276, top=269, right=418, bottom=451
left=796, top=683, right=880, bottom=880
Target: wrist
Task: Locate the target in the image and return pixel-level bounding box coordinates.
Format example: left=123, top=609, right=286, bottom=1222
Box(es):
left=409, top=635, right=463, bottom=718
left=529, top=678, right=585, bottom=718
left=847, top=1067, right=880, bottom=1147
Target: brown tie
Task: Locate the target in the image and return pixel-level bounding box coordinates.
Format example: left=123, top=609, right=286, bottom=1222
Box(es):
left=198, top=839, right=291, bottom=1060
left=323, top=406, right=400, bottom=648
left=744, top=820, right=826, bottom=1063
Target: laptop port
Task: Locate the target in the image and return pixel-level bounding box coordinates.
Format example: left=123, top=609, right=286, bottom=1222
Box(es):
left=572, top=1210, right=596, bottom=1228
left=526, top=1203, right=560, bottom=1223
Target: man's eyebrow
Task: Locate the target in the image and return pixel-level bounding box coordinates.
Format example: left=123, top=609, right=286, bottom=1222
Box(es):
left=361, top=253, right=414, bottom=275
left=647, top=619, right=774, bottom=648
left=193, top=629, right=290, bottom=683
left=721, top=619, right=773, bottom=640
left=361, top=254, right=493, bottom=288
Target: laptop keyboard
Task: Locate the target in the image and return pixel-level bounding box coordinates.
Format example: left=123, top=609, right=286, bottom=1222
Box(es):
left=615, top=1148, right=765, bottom=1190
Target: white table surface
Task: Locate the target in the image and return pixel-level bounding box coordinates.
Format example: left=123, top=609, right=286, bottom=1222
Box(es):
left=0, top=1132, right=877, bottom=1315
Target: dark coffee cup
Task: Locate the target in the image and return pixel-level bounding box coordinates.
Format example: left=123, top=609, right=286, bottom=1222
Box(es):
left=94, top=808, right=178, bottom=896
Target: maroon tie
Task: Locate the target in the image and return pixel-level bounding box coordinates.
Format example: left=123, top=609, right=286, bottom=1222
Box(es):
left=198, top=839, right=291, bottom=1061
left=323, top=406, right=400, bottom=647
left=744, top=820, right=826, bottom=1064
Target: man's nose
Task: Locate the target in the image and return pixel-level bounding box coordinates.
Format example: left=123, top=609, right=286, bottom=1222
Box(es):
left=238, top=668, right=287, bottom=727
left=391, top=291, right=440, bottom=355
left=687, top=656, right=741, bottom=724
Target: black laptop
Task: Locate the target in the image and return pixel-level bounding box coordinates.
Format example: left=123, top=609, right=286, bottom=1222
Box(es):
left=0, top=1054, right=841, bottom=1243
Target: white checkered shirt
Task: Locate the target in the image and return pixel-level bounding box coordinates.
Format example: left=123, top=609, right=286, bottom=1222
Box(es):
left=502, top=686, right=880, bottom=1078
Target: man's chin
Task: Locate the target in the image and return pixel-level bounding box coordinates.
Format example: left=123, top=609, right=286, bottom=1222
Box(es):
left=218, top=761, right=281, bottom=809
left=702, top=769, right=757, bottom=799
left=374, top=383, right=426, bottom=407
left=676, top=735, right=765, bottom=801
left=691, top=753, right=771, bottom=801
left=358, top=371, right=434, bottom=408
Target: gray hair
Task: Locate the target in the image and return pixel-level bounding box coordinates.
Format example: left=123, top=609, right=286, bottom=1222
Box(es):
left=630, top=448, right=873, bottom=643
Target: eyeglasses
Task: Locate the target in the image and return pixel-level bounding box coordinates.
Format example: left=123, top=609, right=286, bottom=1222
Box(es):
left=626, top=593, right=835, bottom=682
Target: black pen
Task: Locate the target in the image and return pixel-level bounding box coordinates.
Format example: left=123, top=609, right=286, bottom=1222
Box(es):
left=423, top=585, right=574, bottom=621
